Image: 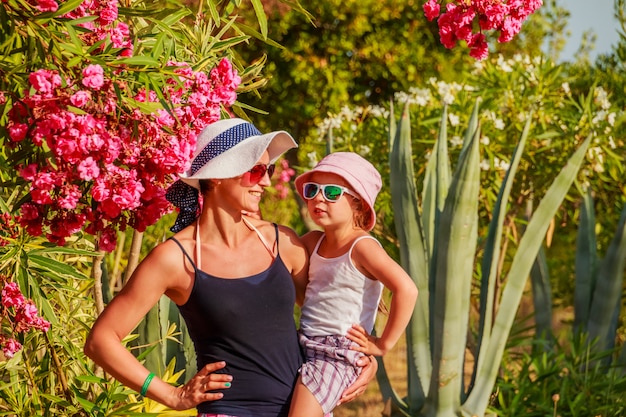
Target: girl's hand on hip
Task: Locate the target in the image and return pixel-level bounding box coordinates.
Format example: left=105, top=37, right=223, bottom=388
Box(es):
left=347, top=324, right=384, bottom=356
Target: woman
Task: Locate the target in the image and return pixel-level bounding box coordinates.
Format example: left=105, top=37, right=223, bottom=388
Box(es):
left=84, top=118, right=376, bottom=417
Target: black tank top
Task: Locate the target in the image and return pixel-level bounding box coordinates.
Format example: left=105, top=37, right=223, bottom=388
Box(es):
left=171, top=226, right=303, bottom=417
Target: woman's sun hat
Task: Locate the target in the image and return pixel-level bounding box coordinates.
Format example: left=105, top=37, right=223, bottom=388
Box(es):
left=166, top=118, right=297, bottom=232
left=179, top=118, right=297, bottom=188
left=294, top=152, right=382, bottom=231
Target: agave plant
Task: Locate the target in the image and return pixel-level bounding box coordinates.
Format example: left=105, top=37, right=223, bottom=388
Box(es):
left=377, top=100, right=592, bottom=417
left=573, top=190, right=626, bottom=361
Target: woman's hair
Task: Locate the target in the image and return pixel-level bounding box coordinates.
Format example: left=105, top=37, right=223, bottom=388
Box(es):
left=199, top=179, right=215, bottom=195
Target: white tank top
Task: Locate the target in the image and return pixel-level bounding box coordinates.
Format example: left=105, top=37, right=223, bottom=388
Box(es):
left=299, top=234, right=384, bottom=336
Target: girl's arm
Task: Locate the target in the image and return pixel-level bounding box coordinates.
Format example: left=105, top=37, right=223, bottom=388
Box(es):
left=348, top=238, right=418, bottom=356
left=84, top=239, right=232, bottom=410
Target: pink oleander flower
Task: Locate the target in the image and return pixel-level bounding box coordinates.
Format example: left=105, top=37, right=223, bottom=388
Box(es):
left=424, top=0, right=542, bottom=60
left=29, top=69, right=62, bottom=94
left=35, top=0, right=58, bottom=12
left=1, top=279, right=50, bottom=359
left=109, top=22, right=131, bottom=50
left=423, top=0, right=441, bottom=21
left=78, top=157, right=101, bottom=180
left=8, top=56, right=240, bottom=251
left=70, top=90, right=91, bottom=107
left=8, top=123, right=28, bottom=142
left=19, top=164, right=38, bottom=181
left=1, top=336, right=22, bottom=359
left=0, top=213, right=20, bottom=247
left=82, top=64, right=105, bottom=90
left=97, top=226, right=118, bottom=252
left=99, top=0, right=119, bottom=25
left=274, top=160, right=296, bottom=199
left=469, top=32, right=489, bottom=60
left=1, top=282, right=25, bottom=309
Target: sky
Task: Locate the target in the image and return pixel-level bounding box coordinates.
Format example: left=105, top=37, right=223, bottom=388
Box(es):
left=558, top=0, right=622, bottom=61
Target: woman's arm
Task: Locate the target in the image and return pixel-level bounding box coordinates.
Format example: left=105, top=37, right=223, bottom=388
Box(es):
left=84, top=240, right=232, bottom=410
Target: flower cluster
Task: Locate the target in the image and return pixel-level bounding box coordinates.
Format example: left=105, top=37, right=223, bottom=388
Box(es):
left=3, top=0, right=241, bottom=252
left=0, top=213, right=20, bottom=247
left=274, top=159, right=297, bottom=199
left=0, top=280, right=50, bottom=359
left=64, top=0, right=134, bottom=56
left=23, top=0, right=133, bottom=56
left=6, top=58, right=240, bottom=252
left=423, top=0, right=543, bottom=60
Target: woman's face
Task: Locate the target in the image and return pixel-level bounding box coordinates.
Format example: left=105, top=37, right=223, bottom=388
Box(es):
left=217, top=150, right=273, bottom=214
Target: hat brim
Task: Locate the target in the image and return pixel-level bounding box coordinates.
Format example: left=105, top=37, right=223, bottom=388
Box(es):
left=180, top=130, right=297, bottom=189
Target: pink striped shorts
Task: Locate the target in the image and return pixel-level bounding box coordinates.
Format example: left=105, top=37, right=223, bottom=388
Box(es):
left=199, top=413, right=333, bottom=417
left=298, top=333, right=364, bottom=415
left=199, top=411, right=333, bottom=417
left=198, top=415, right=236, bottom=417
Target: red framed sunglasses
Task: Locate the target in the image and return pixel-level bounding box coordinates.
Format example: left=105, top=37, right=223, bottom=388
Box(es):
left=245, top=163, right=276, bottom=184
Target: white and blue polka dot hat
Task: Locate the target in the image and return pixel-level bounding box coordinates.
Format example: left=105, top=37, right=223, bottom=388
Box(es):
left=166, top=118, right=297, bottom=231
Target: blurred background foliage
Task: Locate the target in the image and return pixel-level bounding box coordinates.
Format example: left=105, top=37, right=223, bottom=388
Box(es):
left=241, top=0, right=625, bottom=311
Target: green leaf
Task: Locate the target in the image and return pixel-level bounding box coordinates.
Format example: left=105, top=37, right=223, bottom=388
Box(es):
left=75, top=375, right=108, bottom=383
left=206, top=0, right=221, bottom=24
left=474, top=115, right=531, bottom=376
left=250, top=0, right=268, bottom=39
left=464, top=134, right=592, bottom=416
left=587, top=202, right=626, bottom=352
left=160, top=9, right=192, bottom=27
left=573, top=188, right=597, bottom=332
left=230, top=21, right=282, bottom=49
left=422, top=104, right=452, bottom=259
left=430, top=117, right=480, bottom=414
left=374, top=357, right=410, bottom=416
left=30, top=247, right=96, bottom=257
left=28, top=254, right=90, bottom=280
left=115, top=56, right=160, bottom=67
left=530, top=245, right=553, bottom=340
left=388, top=103, right=429, bottom=408
left=52, top=0, right=84, bottom=17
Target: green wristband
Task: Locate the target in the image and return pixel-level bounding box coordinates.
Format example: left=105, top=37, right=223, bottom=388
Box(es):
left=140, top=372, right=155, bottom=396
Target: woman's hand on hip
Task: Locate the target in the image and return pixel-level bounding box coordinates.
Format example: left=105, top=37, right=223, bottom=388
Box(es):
left=171, top=361, right=232, bottom=410
left=336, top=354, right=377, bottom=406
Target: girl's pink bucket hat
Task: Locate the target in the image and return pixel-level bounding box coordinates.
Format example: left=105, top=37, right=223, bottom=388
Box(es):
left=295, top=152, right=382, bottom=231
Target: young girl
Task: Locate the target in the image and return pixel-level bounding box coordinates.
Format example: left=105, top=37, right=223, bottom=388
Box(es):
left=289, top=152, right=418, bottom=417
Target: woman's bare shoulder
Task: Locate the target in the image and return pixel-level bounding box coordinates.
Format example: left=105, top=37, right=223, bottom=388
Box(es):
left=301, top=230, right=324, bottom=253
left=136, top=234, right=194, bottom=278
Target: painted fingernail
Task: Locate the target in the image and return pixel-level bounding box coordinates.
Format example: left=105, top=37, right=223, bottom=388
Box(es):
left=224, top=382, right=231, bottom=387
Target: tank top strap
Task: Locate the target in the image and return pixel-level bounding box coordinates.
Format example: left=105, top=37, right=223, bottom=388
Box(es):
left=349, top=235, right=380, bottom=252
left=169, top=237, right=198, bottom=272
left=242, top=216, right=277, bottom=260
left=273, top=223, right=280, bottom=256
left=312, top=233, right=325, bottom=256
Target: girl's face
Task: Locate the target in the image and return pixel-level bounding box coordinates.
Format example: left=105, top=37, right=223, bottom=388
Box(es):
left=304, top=172, right=360, bottom=231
